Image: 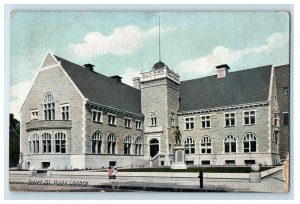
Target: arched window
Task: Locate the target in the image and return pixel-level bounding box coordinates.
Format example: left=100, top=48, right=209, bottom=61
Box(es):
left=200, top=136, right=212, bottom=154
left=55, top=132, right=66, bottom=153
left=42, top=133, right=51, bottom=153
left=135, top=136, right=142, bottom=155
left=224, top=134, right=237, bottom=153
left=150, top=113, right=157, bottom=126
left=243, top=133, right=257, bottom=153
left=43, top=93, right=55, bottom=120
left=184, top=137, right=195, bottom=155
left=28, top=133, right=39, bottom=154
left=107, top=133, right=116, bottom=154
left=124, top=136, right=131, bottom=155
left=92, top=130, right=103, bottom=154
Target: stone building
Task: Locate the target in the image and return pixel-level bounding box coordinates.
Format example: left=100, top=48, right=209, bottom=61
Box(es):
left=19, top=52, right=286, bottom=170
left=274, top=65, right=290, bottom=159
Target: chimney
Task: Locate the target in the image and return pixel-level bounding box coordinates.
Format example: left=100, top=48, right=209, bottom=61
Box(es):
left=110, top=75, right=122, bottom=83
left=83, top=63, right=94, bottom=72
left=132, top=77, right=141, bottom=90
left=216, top=64, right=230, bottom=78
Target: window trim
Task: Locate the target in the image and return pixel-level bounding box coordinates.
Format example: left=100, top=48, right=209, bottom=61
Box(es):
left=92, top=109, right=103, bottom=123
left=54, top=132, right=67, bottom=154
left=42, top=132, right=52, bottom=154
left=135, top=120, right=142, bottom=130
left=282, top=112, right=289, bottom=126
left=184, top=136, right=196, bottom=155
left=61, top=103, right=70, bottom=121
left=43, top=93, right=55, bottom=120
left=124, top=117, right=132, bottom=129
left=223, top=134, right=237, bottom=153
left=135, top=136, right=143, bottom=155
left=243, top=110, right=256, bottom=126
left=200, top=114, right=211, bottom=129
left=108, top=113, right=117, bottom=126
left=200, top=136, right=212, bottom=154
left=242, top=133, right=258, bottom=153
left=170, top=112, right=176, bottom=127
left=283, top=87, right=288, bottom=96
left=184, top=116, right=195, bottom=130
left=91, top=130, right=103, bottom=154
left=224, top=112, right=236, bottom=128
left=150, top=112, right=158, bottom=127
left=107, top=132, right=117, bottom=154
left=124, top=135, right=131, bottom=155
left=30, top=109, right=39, bottom=120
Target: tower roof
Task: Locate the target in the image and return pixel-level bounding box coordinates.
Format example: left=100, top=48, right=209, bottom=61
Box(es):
left=152, top=61, right=168, bottom=70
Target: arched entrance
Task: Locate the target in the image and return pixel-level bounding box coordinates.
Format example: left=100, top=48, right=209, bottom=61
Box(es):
left=150, top=139, right=159, bottom=158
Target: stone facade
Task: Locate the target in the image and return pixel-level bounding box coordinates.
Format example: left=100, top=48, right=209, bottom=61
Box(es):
left=274, top=65, right=290, bottom=159
left=19, top=53, right=285, bottom=170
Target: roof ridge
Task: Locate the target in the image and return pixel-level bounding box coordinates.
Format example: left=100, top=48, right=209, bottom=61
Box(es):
left=181, top=64, right=272, bottom=83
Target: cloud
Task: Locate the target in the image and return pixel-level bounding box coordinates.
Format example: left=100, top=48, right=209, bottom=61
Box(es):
left=120, top=68, right=141, bottom=87
left=176, top=32, right=289, bottom=78
left=71, top=25, right=174, bottom=58
left=10, top=80, right=34, bottom=120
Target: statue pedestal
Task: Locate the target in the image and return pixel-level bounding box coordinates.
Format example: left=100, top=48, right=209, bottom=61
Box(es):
left=171, top=146, right=187, bottom=169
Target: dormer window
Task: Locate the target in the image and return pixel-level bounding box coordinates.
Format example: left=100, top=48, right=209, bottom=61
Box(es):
left=108, top=113, right=116, bottom=126
left=125, top=118, right=132, bottom=128
left=92, top=110, right=103, bottom=123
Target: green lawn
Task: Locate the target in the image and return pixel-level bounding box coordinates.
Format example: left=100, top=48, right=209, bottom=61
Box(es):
left=119, top=166, right=273, bottom=173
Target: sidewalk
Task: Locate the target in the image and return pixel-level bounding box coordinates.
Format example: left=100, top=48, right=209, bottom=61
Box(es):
left=9, top=167, right=285, bottom=192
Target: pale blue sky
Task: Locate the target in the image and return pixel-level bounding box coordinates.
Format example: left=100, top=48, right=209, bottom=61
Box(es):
left=10, top=11, right=290, bottom=119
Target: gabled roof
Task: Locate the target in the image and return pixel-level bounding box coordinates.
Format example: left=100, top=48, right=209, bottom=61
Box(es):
left=55, top=56, right=141, bottom=115
left=179, top=65, right=272, bottom=112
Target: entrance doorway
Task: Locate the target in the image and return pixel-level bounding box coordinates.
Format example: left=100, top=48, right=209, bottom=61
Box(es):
left=150, top=139, right=159, bottom=158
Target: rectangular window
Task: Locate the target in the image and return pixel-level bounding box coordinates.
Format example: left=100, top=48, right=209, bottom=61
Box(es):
left=283, top=112, right=289, bottom=126
left=283, top=87, right=288, bottom=95
left=124, top=118, right=131, bottom=128
left=108, top=114, right=116, bottom=125
left=244, top=160, right=255, bottom=165
left=201, top=160, right=211, bottom=165
left=244, top=110, right=255, bottom=125
left=225, top=160, right=235, bottom=165
left=201, top=115, right=211, bottom=128
left=30, top=109, right=38, bottom=120
left=225, top=113, right=236, bottom=127
left=61, top=104, right=70, bottom=120
left=274, top=113, right=279, bottom=127
left=136, top=120, right=142, bottom=130
left=170, top=112, right=176, bottom=127
left=92, top=110, right=103, bottom=123
left=185, top=117, right=195, bottom=130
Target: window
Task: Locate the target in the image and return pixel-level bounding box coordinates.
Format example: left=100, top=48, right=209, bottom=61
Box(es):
left=244, top=111, right=255, bottom=125
left=124, top=136, right=131, bottom=155
left=92, top=110, right=103, bottom=123
left=225, top=113, right=235, bottom=127
left=200, top=136, right=212, bottom=154
left=244, top=160, right=255, bottom=165
left=224, top=134, right=236, bottom=153
left=42, top=133, right=51, bottom=153
left=55, top=132, right=66, bottom=153
left=30, top=109, right=38, bottom=120
left=136, top=120, right=142, bottom=130
left=201, top=115, right=211, bottom=128
left=91, top=130, right=103, bottom=154
left=185, top=117, right=195, bottom=130
left=125, top=118, right=131, bottom=128
left=225, top=160, right=235, bottom=165
left=274, top=113, right=279, bottom=127
left=201, top=160, right=211, bottom=165
left=107, top=133, right=116, bottom=154
left=43, top=93, right=55, bottom=120
left=61, top=104, right=70, bottom=120
left=108, top=114, right=116, bottom=125
left=135, top=136, right=142, bottom=155
left=283, top=87, right=288, bottom=95
left=243, top=133, right=257, bottom=153
left=170, top=112, right=176, bottom=127
left=150, top=113, right=157, bottom=126
left=283, top=112, right=289, bottom=126
left=28, top=133, right=39, bottom=154
left=184, top=137, right=195, bottom=154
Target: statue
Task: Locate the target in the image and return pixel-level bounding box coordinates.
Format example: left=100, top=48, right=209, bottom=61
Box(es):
left=174, top=126, right=182, bottom=146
